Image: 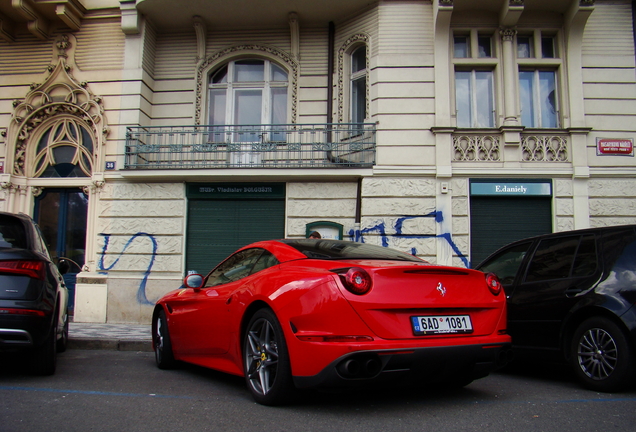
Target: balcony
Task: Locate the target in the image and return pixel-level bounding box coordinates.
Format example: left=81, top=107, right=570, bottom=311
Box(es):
left=125, top=124, right=376, bottom=170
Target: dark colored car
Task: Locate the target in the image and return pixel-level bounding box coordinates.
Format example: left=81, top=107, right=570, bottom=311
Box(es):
left=0, top=211, right=69, bottom=375
left=475, top=224, right=636, bottom=392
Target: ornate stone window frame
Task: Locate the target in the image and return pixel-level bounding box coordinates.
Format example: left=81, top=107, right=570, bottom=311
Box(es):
left=7, top=35, right=107, bottom=179
left=195, top=45, right=299, bottom=125
left=337, top=33, right=370, bottom=124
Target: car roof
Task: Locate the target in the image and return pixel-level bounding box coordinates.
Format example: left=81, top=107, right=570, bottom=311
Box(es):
left=474, top=224, right=636, bottom=269
left=239, top=239, right=424, bottom=263
left=507, top=224, right=636, bottom=244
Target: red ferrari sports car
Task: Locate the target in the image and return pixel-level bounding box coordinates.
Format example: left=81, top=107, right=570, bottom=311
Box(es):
left=152, top=239, right=511, bottom=405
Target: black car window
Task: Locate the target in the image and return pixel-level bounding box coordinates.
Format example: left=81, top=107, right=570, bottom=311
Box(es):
left=571, top=235, right=597, bottom=277
left=0, top=215, right=28, bottom=249
left=280, top=239, right=422, bottom=262
left=33, top=224, right=51, bottom=258
left=525, top=235, right=580, bottom=282
left=477, top=241, right=532, bottom=285
left=600, top=228, right=636, bottom=271
left=250, top=250, right=279, bottom=275
left=204, top=248, right=265, bottom=287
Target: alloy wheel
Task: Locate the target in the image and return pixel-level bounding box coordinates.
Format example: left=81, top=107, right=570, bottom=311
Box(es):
left=245, top=317, right=279, bottom=395
left=577, top=327, right=618, bottom=380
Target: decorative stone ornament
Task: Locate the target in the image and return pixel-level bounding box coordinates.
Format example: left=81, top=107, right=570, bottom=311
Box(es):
left=7, top=34, right=108, bottom=178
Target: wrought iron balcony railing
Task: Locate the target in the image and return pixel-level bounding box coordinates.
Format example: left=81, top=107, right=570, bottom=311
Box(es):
left=125, top=124, right=376, bottom=170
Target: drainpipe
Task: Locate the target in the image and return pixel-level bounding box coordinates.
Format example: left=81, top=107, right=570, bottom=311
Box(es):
left=327, top=21, right=334, bottom=126
left=326, top=22, right=339, bottom=164
left=633, top=1, right=636, bottom=63
left=355, top=177, right=362, bottom=226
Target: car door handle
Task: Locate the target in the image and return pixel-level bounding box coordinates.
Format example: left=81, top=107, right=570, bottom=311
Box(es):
left=565, top=286, right=585, bottom=296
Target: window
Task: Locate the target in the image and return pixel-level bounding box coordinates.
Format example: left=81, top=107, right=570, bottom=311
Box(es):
left=517, top=31, right=561, bottom=128
left=519, top=70, right=558, bottom=128
left=455, top=70, right=495, bottom=128
left=453, top=31, right=496, bottom=128
left=33, top=118, right=94, bottom=178
left=477, top=241, right=532, bottom=286
left=350, top=46, right=368, bottom=123
left=208, top=59, right=289, bottom=135
left=451, top=28, right=563, bottom=130
left=204, top=248, right=276, bottom=287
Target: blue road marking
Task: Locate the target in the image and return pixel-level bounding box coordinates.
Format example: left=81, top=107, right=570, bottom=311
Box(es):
left=0, top=385, right=194, bottom=400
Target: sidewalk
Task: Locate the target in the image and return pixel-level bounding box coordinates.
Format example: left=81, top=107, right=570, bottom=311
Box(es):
left=68, top=321, right=153, bottom=352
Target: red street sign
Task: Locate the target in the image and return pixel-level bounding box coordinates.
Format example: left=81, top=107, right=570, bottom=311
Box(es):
left=597, top=138, right=634, bottom=156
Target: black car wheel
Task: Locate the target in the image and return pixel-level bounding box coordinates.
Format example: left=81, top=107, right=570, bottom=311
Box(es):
left=32, top=314, right=57, bottom=376
left=243, top=308, right=294, bottom=406
left=57, top=314, right=69, bottom=353
left=571, top=317, right=636, bottom=392
left=153, top=309, right=176, bottom=369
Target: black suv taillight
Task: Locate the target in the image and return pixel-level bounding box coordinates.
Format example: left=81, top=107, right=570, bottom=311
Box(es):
left=0, top=260, right=46, bottom=280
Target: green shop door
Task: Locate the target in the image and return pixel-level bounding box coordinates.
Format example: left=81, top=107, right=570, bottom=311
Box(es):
left=469, top=180, right=552, bottom=267
left=185, top=183, right=285, bottom=274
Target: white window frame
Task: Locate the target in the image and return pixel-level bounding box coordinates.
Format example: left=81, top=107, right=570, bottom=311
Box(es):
left=208, top=59, right=289, bottom=128
left=348, top=44, right=368, bottom=124
left=516, top=30, right=562, bottom=129
left=452, top=29, right=499, bottom=128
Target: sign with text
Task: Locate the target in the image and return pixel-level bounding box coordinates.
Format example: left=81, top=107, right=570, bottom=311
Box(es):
left=187, top=183, right=285, bottom=199
left=470, top=180, right=552, bottom=196
left=597, top=138, right=634, bottom=156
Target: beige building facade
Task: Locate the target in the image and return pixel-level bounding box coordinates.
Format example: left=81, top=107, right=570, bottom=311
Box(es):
left=1, top=0, right=635, bottom=324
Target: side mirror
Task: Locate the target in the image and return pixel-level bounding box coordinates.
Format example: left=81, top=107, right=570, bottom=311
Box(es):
left=183, top=273, right=204, bottom=290
left=57, top=259, right=71, bottom=275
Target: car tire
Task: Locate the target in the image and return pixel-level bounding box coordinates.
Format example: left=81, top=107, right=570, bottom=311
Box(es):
left=153, top=309, right=177, bottom=369
left=56, top=314, right=69, bottom=353
left=570, top=316, right=636, bottom=392
left=32, top=315, right=58, bottom=376
left=243, top=308, right=295, bottom=406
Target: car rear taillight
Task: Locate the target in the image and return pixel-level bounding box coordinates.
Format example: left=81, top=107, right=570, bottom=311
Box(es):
left=338, top=267, right=372, bottom=295
left=0, top=308, right=46, bottom=317
left=0, top=260, right=46, bottom=280
left=485, top=272, right=502, bottom=296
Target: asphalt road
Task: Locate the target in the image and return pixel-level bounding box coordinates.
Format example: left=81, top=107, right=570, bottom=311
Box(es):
left=1, top=349, right=635, bottom=432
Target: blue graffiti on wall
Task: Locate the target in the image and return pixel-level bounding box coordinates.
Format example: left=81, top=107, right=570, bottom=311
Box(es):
left=98, top=232, right=157, bottom=305
left=347, top=210, right=469, bottom=267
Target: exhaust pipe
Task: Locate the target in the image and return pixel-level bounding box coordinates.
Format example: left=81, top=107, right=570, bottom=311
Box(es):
left=337, top=355, right=382, bottom=379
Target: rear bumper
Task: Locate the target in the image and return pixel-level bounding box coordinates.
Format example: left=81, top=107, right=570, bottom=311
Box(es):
left=293, top=342, right=513, bottom=389
left=0, top=314, right=50, bottom=350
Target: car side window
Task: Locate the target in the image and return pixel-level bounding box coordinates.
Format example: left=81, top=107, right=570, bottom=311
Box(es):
left=0, top=216, right=28, bottom=249
left=250, top=250, right=279, bottom=275
left=478, top=242, right=532, bottom=285
left=525, top=235, right=580, bottom=282
left=204, top=248, right=265, bottom=287
left=571, top=235, right=597, bottom=277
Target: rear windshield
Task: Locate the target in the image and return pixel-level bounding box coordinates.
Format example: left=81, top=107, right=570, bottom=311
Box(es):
left=0, top=215, right=28, bottom=249
left=280, top=239, right=423, bottom=262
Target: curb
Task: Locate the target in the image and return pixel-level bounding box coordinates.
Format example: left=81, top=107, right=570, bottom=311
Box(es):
left=68, top=338, right=153, bottom=352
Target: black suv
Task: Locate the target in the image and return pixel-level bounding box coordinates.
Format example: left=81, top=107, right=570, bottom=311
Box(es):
left=0, top=211, right=69, bottom=375
left=475, top=224, right=636, bottom=392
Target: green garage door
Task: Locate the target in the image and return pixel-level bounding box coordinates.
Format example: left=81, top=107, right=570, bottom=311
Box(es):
left=185, top=184, right=285, bottom=274
left=470, top=180, right=553, bottom=267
